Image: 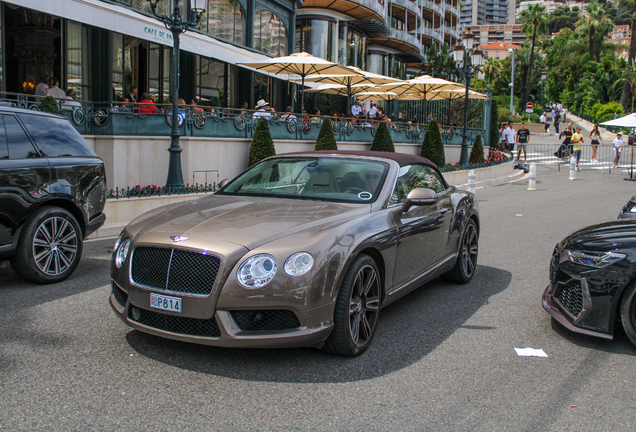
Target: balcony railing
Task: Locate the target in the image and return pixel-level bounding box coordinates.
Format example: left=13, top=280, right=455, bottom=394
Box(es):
left=390, top=28, right=422, bottom=50
left=390, top=0, right=422, bottom=16
left=359, top=0, right=388, bottom=22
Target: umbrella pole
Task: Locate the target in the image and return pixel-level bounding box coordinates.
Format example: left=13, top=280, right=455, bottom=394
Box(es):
left=301, top=76, right=305, bottom=113
left=347, top=84, right=352, bottom=116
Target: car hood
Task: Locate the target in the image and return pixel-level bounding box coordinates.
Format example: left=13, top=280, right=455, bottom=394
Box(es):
left=564, top=220, right=636, bottom=252
left=132, top=194, right=368, bottom=250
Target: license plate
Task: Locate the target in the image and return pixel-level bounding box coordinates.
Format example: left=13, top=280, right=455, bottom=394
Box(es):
left=150, top=293, right=182, bottom=313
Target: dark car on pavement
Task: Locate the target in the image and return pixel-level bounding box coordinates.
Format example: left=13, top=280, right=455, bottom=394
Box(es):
left=110, top=151, right=479, bottom=356
left=618, top=195, right=636, bottom=219
left=0, top=106, right=106, bottom=283
left=543, top=220, right=636, bottom=347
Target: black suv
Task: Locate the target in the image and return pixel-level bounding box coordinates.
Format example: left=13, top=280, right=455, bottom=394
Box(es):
left=0, top=106, right=106, bottom=283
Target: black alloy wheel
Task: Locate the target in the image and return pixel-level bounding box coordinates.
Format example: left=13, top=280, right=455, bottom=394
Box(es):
left=620, top=282, right=636, bottom=348
left=324, top=254, right=381, bottom=356
left=10, top=206, right=83, bottom=284
left=442, top=219, right=478, bottom=284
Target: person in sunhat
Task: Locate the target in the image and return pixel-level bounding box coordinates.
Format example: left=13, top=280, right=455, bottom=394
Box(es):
left=253, top=99, right=271, bottom=119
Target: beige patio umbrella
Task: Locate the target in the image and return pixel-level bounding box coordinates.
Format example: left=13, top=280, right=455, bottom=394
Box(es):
left=237, top=52, right=361, bottom=112
left=356, top=91, right=424, bottom=102
left=427, top=89, right=489, bottom=101
left=301, top=66, right=402, bottom=114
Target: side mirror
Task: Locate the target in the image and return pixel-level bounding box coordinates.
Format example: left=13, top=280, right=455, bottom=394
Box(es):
left=218, top=178, right=230, bottom=189
left=402, top=188, right=438, bottom=212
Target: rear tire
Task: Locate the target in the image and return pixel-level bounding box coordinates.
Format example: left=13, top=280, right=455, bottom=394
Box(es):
left=10, top=206, right=83, bottom=284
left=442, top=219, right=478, bottom=284
left=323, top=254, right=381, bottom=356
left=620, top=282, right=636, bottom=348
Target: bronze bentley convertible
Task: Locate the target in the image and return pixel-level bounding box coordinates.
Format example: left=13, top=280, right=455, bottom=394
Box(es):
left=110, top=151, right=479, bottom=356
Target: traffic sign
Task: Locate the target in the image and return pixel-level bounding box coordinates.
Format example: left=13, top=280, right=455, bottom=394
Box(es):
left=526, top=102, right=534, bottom=113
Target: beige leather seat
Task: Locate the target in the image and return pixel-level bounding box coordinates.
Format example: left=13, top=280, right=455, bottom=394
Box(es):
left=303, top=168, right=338, bottom=194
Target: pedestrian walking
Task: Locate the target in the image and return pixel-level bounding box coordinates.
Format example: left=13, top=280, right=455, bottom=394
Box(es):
left=558, top=122, right=573, bottom=161
left=505, top=121, right=516, bottom=152
left=540, top=112, right=549, bottom=133
left=498, top=123, right=506, bottom=148
left=613, top=132, right=623, bottom=168
left=571, top=126, right=584, bottom=171
left=553, top=110, right=561, bottom=135
left=589, top=125, right=603, bottom=163
left=516, top=122, right=530, bottom=163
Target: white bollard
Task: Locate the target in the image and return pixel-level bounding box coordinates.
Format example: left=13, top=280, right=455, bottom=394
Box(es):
left=527, top=163, right=536, bottom=190
left=569, top=156, right=576, bottom=180
left=467, top=170, right=476, bottom=194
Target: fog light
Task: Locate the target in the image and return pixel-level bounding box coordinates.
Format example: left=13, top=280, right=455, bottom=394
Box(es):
left=131, top=306, right=141, bottom=321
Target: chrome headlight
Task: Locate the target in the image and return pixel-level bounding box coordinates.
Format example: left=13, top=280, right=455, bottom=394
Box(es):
left=237, top=254, right=277, bottom=288
left=284, top=252, right=314, bottom=276
left=115, top=238, right=131, bottom=268
left=566, top=250, right=627, bottom=268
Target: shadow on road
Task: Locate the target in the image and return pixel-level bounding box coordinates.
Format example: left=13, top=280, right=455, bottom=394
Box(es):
left=126, top=264, right=512, bottom=383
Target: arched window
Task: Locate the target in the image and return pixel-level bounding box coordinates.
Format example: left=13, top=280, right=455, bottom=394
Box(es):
left=254, top=10, right=288, bottom=57
left=200, top=0, right=247, bottom=45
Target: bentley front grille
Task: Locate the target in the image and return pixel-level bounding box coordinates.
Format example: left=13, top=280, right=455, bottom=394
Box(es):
left=112, top=282, right=128, bottom=307
left=128, top=306, right=221, bottom=338
left=131, top=247, right=221, bottom=296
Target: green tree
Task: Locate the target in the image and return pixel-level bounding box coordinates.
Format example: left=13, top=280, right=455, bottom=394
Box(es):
left=547, top=6, right=579, bottom=34
left=620, top=0, right=636, bottom=110
left=469, top=135, right=485, bottom=164
left=520, top=3, right=548, bottom=112
left=490, top=98, right=500, bottom=148
left=482, top=57, right=503, bottom=85
left=576, top=1, right=614, bottom=61
left=420, top=120, right=445, bottom=168
left=370, top=122, right=395, bottom=152
left=315, top=117, right=338, bottom=150
left=248, top=117, right=276, bottom=166
left=40, top=96, right=60, bottom=115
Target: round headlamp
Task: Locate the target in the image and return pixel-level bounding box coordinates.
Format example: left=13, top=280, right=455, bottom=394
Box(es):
left=115, top=238, right=131, bottom=268
left=237, top=254, right=277, bottom=288
left=284, top=252, right=314, bottom=276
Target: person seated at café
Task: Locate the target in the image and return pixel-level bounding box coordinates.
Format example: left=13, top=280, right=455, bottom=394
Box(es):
left=280, top=106, right=296, bottom=121
left=137, top=92, right=158, bottom=114
left=310, top=108, right=321, bottom=124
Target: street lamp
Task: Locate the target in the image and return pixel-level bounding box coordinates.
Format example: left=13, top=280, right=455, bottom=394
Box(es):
left=149, top=0, right=206, bottom=189
left=508, top=47, right=515, bottom=121
left=540, top=68, right=547, bottom=109
left=453, top=32, right=483, bottom=165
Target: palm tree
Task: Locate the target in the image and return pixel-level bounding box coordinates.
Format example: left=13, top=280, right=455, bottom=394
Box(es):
left=520, top=3, right=548, bottom=112
left=620, top=0, right=636, bottom=111
left=482, top=57, right=502, bottom=84
left=576, top=1, right=614, bottom=61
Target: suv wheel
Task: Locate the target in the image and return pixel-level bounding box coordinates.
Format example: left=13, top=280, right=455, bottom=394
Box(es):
left=10, top=207, right=83, bottom=284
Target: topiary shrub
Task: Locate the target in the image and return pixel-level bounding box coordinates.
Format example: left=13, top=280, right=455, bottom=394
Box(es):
left=40, top=96, right=60, bottom=115
left=421, top=119, right=445, bottom=168
left=490, top=98, right=499, bottom=148
left=370, top=122, right=395, bottom=152
left=529, top=113, right=541, bottom=123
left=315, top=117, right=338, bottom=150
left=248, top=117, right=276, bottom=166
left=469, top=134, right=485, bottom=164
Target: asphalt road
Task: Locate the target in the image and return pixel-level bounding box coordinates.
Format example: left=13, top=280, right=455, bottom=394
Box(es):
left=2, top=161, right=636, bottom=431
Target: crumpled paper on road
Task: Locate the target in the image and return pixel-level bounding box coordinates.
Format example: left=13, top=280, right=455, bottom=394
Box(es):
left=514, top=347, right=548, bottom=357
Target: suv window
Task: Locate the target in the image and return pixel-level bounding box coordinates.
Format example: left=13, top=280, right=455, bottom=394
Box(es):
left=0, top=117, right=7, bottom=160
left=391, top=164, right=446, bottom=204
left=17, top=113, right=96, bottom=157
left=3, top=115, right=40, bottom=159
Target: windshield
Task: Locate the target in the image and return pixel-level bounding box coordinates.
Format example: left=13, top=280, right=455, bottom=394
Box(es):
left=220, top=157, right=390, bottom=203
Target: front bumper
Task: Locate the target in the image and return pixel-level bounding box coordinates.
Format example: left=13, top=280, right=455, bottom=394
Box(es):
left=110, top=281, right=334, bottom=349
left=542, top=285, right=613, bottom=340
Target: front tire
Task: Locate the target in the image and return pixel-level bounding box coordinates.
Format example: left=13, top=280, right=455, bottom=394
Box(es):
left=323, top=254, right=381, bottom=356
left=620, top=282, right=636, bottom=348
left=442, top=218, right=478, bottom=284
left=10, top=206, right=83, bottom=284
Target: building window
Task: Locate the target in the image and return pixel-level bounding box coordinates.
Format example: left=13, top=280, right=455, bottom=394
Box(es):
left=197, top=57, right=226, bottom=106
left=67, top=21, right=90, bottom=100
left=296, top=19, right=336, bottom=63
left=254, top=10, right=288, bottom=57
left=200, top=0, right=247, bottom=45
left=391, top=15, right=405, bottom=31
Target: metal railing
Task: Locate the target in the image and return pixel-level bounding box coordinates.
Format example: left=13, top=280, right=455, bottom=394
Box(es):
left=0, top=91, right=487, bottom=145
left=107, top=183, right=217, bottom=199
left=507, top=143, right=636, bottom=174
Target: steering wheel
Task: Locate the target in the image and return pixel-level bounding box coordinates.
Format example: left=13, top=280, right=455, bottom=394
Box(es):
left=342, top=187, right=366, bottom=194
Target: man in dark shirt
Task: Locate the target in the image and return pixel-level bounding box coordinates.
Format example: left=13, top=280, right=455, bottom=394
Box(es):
left=516, top=122, right=531, bottom=163
left=553, top=111, right=561, bottom=135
